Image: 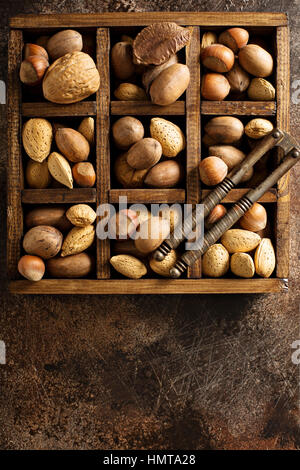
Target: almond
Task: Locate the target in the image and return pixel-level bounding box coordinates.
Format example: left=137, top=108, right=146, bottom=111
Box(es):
left=221, top=229, right=261, bottom=253
left=22, top=118, right=53, bottom=162
left=78, top=117, right=95, bottom=145
left=150, top=117, right=185, bottom=157
left=245, top=118, right=274, bottom=139
left=114, top=83, right=147, bottom=101
left=110, top=254, right=147, bottom=279
left=61, top=225, right=95, bottom=257
left=230, top=252, right=255, bottom=278
left=202, top=244, right=229, bottom=277
left=247, top=78, right=275, bottom=101
left=66, top=204, right=96, bottom=227
left=48, top=152, right=73, bottom=189
left=254, top=238, right=276, bottom=278
left=149, top=249, right=178, bottom=277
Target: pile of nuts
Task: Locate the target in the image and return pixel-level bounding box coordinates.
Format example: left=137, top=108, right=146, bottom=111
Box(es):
left=111, top=22, right=191, bottom=105
left=200, top=115, right=274, bottom=186
left=23, top=117, right=96, bottom=189
left=18, top=204, right=96, bottom=281
left=20, top=30, right=100, bottom=103
left=113, top=116, right=185, bottom=188
left=200, top=28, right=275, bottom=101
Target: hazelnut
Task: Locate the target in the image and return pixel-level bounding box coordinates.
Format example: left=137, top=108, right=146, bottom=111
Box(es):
left=239, top=203, right=267, bottom=232
left=72, top=162, right=96, bottom=187
left=24, top=43, right=48, bottom=61
left=205, top=204, right=227, bottom=229
left=201, top=44, right=235, bottom=73
left=201, top=73, right=230, bottom=101
left=18, top=255, right=45, bottom=281
left=219, top=28, right=249, bottom=53
left=199, top=156, right=228, bottom=186
left=20, top=55, right=49, bottom=86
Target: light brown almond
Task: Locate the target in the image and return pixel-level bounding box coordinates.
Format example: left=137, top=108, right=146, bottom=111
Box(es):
left=254, top=238, right=276, bottom=278
left=61, top=225, right=95, bottom=257
left=22, top=118, right=53, bottom=162
left=221, top=229, right=261, bottom=253
left=230, top=252, right=255, bottom=278
left=66, top=204, right=96, bottom=227
left=150, top=117, right=185, bottom=157
left=110, top=254, right=147, bottom=279
left=78, top=117, right=95, bottom=145
left=149, top=250, right=178, bottom=277
left=48, top=152, right=73, bottom=188
left=202, top=244, right=229, bottom=277
left=114, top=83, right=147, bottom=101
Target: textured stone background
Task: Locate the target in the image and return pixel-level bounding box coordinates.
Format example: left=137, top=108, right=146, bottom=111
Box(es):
left=0, top=0, right=299, bottom=450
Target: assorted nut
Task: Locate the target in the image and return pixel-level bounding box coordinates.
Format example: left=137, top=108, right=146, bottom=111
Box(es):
left=200, top=28, right=275, bottom=101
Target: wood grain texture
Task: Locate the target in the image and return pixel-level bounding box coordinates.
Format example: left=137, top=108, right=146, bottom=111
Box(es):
left=21, top=188, right=96, bottom=204
left=22, top=102, right=96, bottom=117
left=7, top=29, right=23, bottom=280
left=96, top=28, right=110, bottom=279
left=111, top=101, right=185, bottom=115
left=185, top=26, right=201, bottom=278
left=10, top=12, right=288, bottom=28
left=8, top=278, right=286, bottom=294
left=109, top=189, right=186, bottom=204
left=201, top=188, right=277, bottom=203
left=276, top=26, right=290, bottom=279
left=201, top=101, right=276, bottom=116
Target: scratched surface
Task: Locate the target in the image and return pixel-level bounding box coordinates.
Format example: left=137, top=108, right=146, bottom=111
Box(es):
left=0, top=0, right=299, bottom=450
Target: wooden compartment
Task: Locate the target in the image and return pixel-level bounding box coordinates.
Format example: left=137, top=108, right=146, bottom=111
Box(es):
left=7, top=12, right=290, bottom=294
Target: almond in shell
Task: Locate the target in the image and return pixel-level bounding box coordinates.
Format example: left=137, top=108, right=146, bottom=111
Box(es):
left=66, top=204, right=96, bottom=227
left=22, top=118, right=53, bottom=162
left=114, top=83, right=147, bottom=101
left=150, top=117, right=185, bottom=157
left=202, top=244, right=230, bottom=277
left=110, top=254, right=147, bottom=279
left=230, top=252, right=255, bottom=278
left=48, top=152, right=73, bottom=188
left=61, top=225, right=95, bottom=257
left=149, top=249, right=178, bottom=277
left=254, top=238, right=276, bottom=278
left=221, top=229, right=261, bottom=253
left=78, top=117, right=94, bottom=145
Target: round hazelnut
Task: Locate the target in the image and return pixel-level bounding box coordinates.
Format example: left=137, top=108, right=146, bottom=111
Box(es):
left=201, top=73, right=230, bottom=101
left=199, top=156, right=228, bottom=186
left=205, top=204, right=227, bottom=229
left=239, top=202, right=267, bottom=232
left=24, top=43, right=48, bottom=61
left=20, top=55, right=49, bottom=86
left=18, top=255, right=45, bottom=281
left=72, top=162, right=96, bottom=187
left=219, top=28, right=249, bottom=53
left=201, top=44, right=235, bottom=73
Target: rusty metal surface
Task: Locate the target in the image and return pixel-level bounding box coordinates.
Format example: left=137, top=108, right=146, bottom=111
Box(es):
left=0, top=0, right=299, bottom=450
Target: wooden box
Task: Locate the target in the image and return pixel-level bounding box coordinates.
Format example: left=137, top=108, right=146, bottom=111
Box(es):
left=7, top=12, right=290, bottom=294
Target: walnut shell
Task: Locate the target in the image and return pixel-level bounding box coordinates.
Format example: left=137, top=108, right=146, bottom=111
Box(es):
left=43, top=51, right=100, bottom=104
left=133, top=22, right=191, bottom=65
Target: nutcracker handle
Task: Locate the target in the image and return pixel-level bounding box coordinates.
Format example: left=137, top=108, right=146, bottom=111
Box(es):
left=169, top=146, right=300, bottom=278
left=153, top=129, right=286, bottom=262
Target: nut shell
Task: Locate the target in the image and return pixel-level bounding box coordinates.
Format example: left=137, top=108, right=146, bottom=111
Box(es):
left=245, top=118, right=274, bottom=139
left=61, top=225, right=95, bottom=257
left=66, top=204, right=96, bottom=227
left=47, top=29, right=83, bottom=60
left=204, top=116, right=244, bottom=144
left=110, top=255, right=147, bottom=279
left=199, top=156, right=228, bottom=186
left=144, top=160, right=183, bottom=188
left=225, top=62, right=250, bottom=94
left=111, top=42, right=135, bottom=80
left=150, top=250, right=179, bottom=277
left=202, top=244, right=230, bottom=277
left=230, top=252, right=255, bottom=278
left=114, top=153, right=148, bottom=188
left=46, top=253, right=94, bottom=278
left=24, top=43, right=49, bottom=60
left=22, top=118, right=53, bottom=162
left=142, top=54, right=178, bottom=92
left=219, top=28, right=249, bottom=53
left=201, top=44, right=235, bottom=73
left=18, top=255, right=45, bottom=281
left=208, top=145, right=245, bottom=170
left=43, top=51, right=100, bottom=104
left=134, top=217, right=170, bottom=254
left=55, top=127, right=90, bottom=162
left=20, top=55, right=49, bottom=86
left=26, top=160, right=52, bottom=189
left=25, top=206, right=71, bottom=232
left=150, top=117, right=185, bottom=157
left=239, top=202, right=267, bottom=232
left=114, top=83, right=147, bottom=101
left=133, top=22, right=191, bottom=65
left=254, top=238, right=276, bottom=278
left=247, top=78, right=275, bottom=101
left=221, top=229, right=261, bottom=253
left=78, top=117, right=94, bottom=145
left=112, top=116, right=144, bottom=150
left=72, top=162, right=96, bottom=187
left=205, top=204, right=227, bottom=229
left=238, top=44, right=273, bottom=78
left=23, top=225, right=63, bottom=259
left=126, top=138, right=162, bottom=170
left=150, top=63, right=190, bottom=106
left=48, top=152, right=73, bottom=189
left=201, top=73, right=230, bottom=101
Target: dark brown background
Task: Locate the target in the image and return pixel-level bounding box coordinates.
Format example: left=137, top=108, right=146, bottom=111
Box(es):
left=0, top=0, right=299, bottom=450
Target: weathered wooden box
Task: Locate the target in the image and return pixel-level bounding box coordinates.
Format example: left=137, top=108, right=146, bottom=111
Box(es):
left=7, top=12, right=290, bottom=294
